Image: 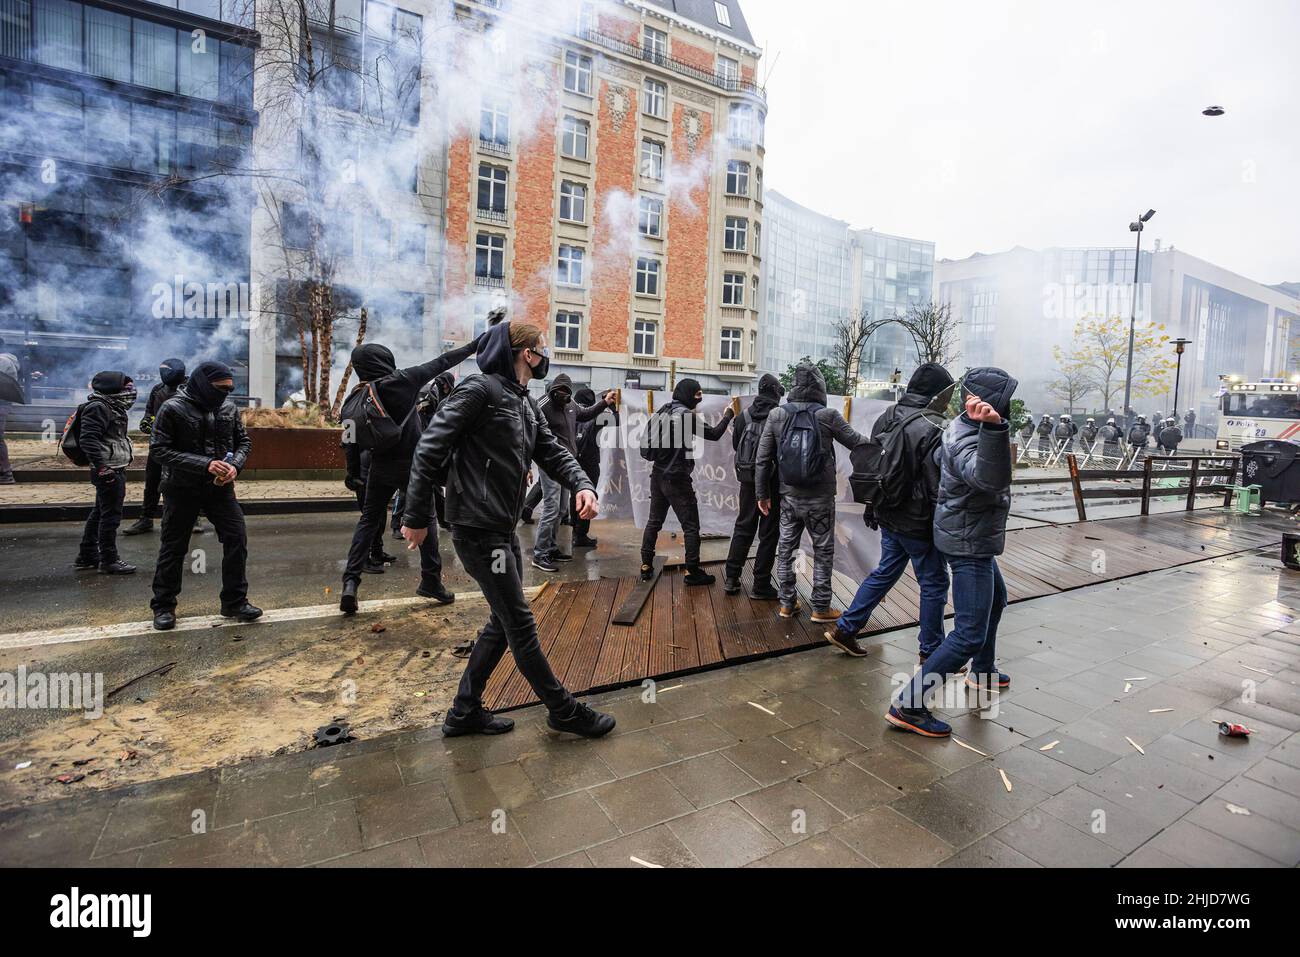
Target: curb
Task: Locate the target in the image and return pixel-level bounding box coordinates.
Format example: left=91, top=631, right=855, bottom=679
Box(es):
left=0, top=498, right=359, bottom=524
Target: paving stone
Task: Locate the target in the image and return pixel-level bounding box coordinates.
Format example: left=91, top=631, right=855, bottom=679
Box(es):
left=993, top=809, right=1123, bottom=868
left=1244, top=758, right=1300, bottom=797
left=723, top=734, right=815, bottom=786
left=657, top=751, right=762, bottom=808
left=650, top=715, right=740, bottom=758
left=1075, top=764, right=1196, bottom=826
left=1143, top=820, right=1280, bottom=868
left=1146, top=731, right=1255, bottom=782
left=0, top=796, right=116, bottom=866
left=136, top=801, right=362, bottom=867
left=590, top=769, right=695, bottom=833
left=748, top=832, right=871, bottom=868
left=666, top=801, right=783, bottom=867
left=984, top=701, right=1061, bottom=740
left=214, top=765, right=315, bottom=828
left=944, top=714, right=1031, bottom=754
left=1037, top=785, right=1166, bottom=854
left=510, top=791, right=619, bottom=862
left=583, top=823, right=703, bottom=868
left=355, top=779, right=458, bottom=848
left=774, top=721, right=864, bottom=767
left=418, top=817, right=535, bottom=868
left=938, top=835, right=1042, bottom=868
left=705, top=700, right=790, bottom=739
left=443, top=762, right=541, bottom=822
left=1211, top=776, right=1300, bottom=828
left=798, top=758, right=903, bottom=816
left=95, top=772, right=220, bottom=857
left=735, top=779, right=846, bottom=845
left=892, top=779, right=1012, bottom=849
left=940, top=761, right=1051, bottom=817
left=595, top=728, right=681, bottom=778
left=310, top=752, right=404, bottom=805
left=1097, top=751, right=1222, bottom=803
left=1116, top=845, right=1189, bottom=868
left=1022, top=731, right=1122, bottom=774
left=518, top=747, right=617, bottom=797
left=830, top=806, right=953, bottom=867
left=992, top=745, right=1088, bottom=794
left=848, top=741, right=945, bottom=793
left=1003, top=689, right=1092, bottom=723
left=1183, top=796, right=1300, bottom=865
left=317, top=838, right=426, bottom=868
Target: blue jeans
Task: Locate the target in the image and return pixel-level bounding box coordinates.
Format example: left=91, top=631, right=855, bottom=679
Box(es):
left=898, top=555, right=1006, bottom=709
left=533, top=471, right=568, bottom=560
left=837, top=529, right=948, bottom=655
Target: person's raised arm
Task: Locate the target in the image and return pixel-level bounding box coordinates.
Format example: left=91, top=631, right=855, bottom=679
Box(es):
left=701, top=406, right=736, bottom=442
left=397, top=335, right=484, bottom=389
left=950, top=396, right=1011, bottom=495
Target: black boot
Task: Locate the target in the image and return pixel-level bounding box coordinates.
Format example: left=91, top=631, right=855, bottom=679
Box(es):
left=442, top=708, right=515, bottom=737
left=74, top=553, right=100, bottom=570
left=122, top=517, right=154, bottom=536
left=221, top=602, right=263, bottom=622
left=547, top=701, right=616, bottom=738
left=683, top=565, right=716, bottom=586
left=339, top=581, right=359, bottom=615
left=153, top=610, right=176, bottom=631
left=372, top=549, right=397, bottom=565
left=723, top=576, right=741, bottom=595
left=416, top=577, right=455, bottom=604
left=750, top=580, right=779, bottom=601
left=362, top=558, right=386, bottom=574
left=640, top=563, right=655, bottom=582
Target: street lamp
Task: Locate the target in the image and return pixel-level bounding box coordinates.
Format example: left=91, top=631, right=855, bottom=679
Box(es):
left=1170, top=338, right=1192, bottom=423
left=1120, top=209, right=1156, bottom=428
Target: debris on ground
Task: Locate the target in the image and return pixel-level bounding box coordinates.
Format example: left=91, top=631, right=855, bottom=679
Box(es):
left=998, top=768, right=1013, bottom=792
left=312, top=720, right=354, bottom=748
left=1039, top=740, right=1060, bottom=751
left=1218, top=721, right=1254, bottom=738
left=1225, top=803, right=1251, bottom=816
left=1125, top=736, right=1145, bottom=754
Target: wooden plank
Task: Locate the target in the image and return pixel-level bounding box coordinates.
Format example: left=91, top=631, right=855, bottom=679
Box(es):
left=689, top=575, right=724, bottom=666
left=612, top=556, right=665, bottom=625
left=490, top=581, right=583, bottom=710
left=646, top=568, right=676, bottom=677
left=590, top=577, right=637, bottom=688
left=557, top=577, right=620, bottom=694
left=482, top=578, right=573, bottom=708
left=709, top=574, right=755, bottom=660
left=664, top=571, right=701, bottom=673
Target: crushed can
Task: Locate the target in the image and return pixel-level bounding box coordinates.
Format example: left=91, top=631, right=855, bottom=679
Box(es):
left=1217, top=721, right=1253, bottom=738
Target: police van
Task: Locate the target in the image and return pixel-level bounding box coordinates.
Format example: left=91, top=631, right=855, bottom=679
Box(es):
left=1217, top=376, right=1300, bottom=451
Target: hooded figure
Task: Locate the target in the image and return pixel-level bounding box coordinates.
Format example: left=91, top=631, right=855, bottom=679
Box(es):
left=184, top=361, right=235, bottom=413
left=723, top=372, right=787, bottom=597
left=127, top=358, right=190, bottom=535
left=532, top=374, right=613, bottom=564
left=755, top=361, right=867, bottom=618
left=572, top=385, right=619, bottom=548
left=74, top=371, right=137, bottom=573
left=932, top=367, right=1018, bottom=558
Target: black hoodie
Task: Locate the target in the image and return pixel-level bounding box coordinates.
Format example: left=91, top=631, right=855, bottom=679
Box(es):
left=731, top=373, right=784, bottom=478
left=754, top=362, right=864, bottom=498
left=933, top=366, right=1018, bottom=557
left=81, top=371, right=135, bottom=471
left=647, top=377, right=735, bottom=477
left=869, top=362, right=955, bottom=540
left=574, top=386, right=617, bottom=477
left=540, top=373, right=611, bottom=457
left=145, top=358, right=186, bottom=423
left=402, top=320, right=593, bottom=533
left=150, top=361, right=252, bottom=492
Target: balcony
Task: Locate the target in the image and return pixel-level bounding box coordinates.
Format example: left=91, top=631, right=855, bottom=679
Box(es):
left=478, top=137, right=511, bottom=158
left=475, top=206, right=508, bottom=225
left=474, top=274, right=505, bottom=289
left=632, top=356, right=659, bottom=368
left=578, top=29, right=767, bottom=106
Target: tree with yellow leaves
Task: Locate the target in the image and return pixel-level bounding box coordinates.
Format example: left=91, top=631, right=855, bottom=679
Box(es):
left=1055, top=316, right=1175, bottom=412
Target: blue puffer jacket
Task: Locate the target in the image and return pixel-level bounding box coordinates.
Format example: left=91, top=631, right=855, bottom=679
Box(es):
left=933, top=367, right=1018, bottom=558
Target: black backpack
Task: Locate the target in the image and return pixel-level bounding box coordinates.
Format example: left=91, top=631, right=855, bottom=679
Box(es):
left=734, top=411, right=764, bottom=482
left=639, top=405, right=680, bottom=466
left=775, top=402, right=827, bottom=487
left=58, top=404, right=90, bottom=467
left=340, top=378, right=414, bottom=454
left=850, top=408, right=938, bottom=521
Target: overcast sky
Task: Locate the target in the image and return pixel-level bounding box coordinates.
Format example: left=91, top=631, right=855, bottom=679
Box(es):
left=739, top=0, right=1300, bottom=283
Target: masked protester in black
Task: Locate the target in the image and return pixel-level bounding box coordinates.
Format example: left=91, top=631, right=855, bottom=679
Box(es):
left=148, top=361, right=259, bottom=630
left=571, top=386, right=617, bottom=547
left=338, top=338, right=482, bottom=614
left=123, top=358, right=185, bottom=536
left=75, top=371, right=137, bottom=575
left=723, top=373, right=784, bottom=598
left=401, top=314, right=615, bottom=739
left=640, top=378, right=736, bottom=585
left=390, top=371, right=458, bottom=538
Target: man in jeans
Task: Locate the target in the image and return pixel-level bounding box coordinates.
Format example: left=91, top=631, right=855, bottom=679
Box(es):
left=824, top=363, right=954, bottom=658
left=887, top=367, right=1018, bottom=738
left=754, top=361, right=865, bottom=622
left=402, top=314, right=615, bottom=739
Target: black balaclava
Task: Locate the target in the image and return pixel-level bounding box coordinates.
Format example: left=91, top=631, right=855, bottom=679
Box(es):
left=187, top=360, right=235, bottom=412
left=159, top=358, right=186, bottom=387
left=433, top=371, right=456, bottom=399
left=575, top=387, right=596, bottom=407
left=673, top=377, right=703, bottom=410
left=351, top=344, right=397, bottom=382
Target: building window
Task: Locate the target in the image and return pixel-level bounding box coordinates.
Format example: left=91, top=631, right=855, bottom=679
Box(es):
left=643, top=26, right=667, bottom=64
left=555, top=311, right=582, bottom=351
left=728, top=103, right=753, bottom=146
left=636, top=257, right=661, bottom=297
left=642, top=77, right=666, bottom=119
left=717, top=55, right=739, bottom=90
left=575, top=0, right=596, bottom=35
left=640, top=139, right=665, bottom=182
left=638, top=196, right=663, bottom=237
left=558, top=244, right=585, bottom=286
left=480, top=97, right=509, bottom=150
left=634, top=319, right=657, bottom=357
left=721, top=327, right=742, bottom=361
left=397, top=221, right=426, bottom=264
left=477, top=163, right=508, bottom=214
left=563, top=50, right=592, bottom=95
left=752, top=275, right=760, bottom=306
left=561, top=115, right=589, bottom=158
left=714, top=2, right=732, bottom=28
left=475, top=232, right=505, bottom=284
left=724, top=216, right=748, bottom=251
left=722, top=272, right=744, bottom=306
left=726, top=160, right=749, bottom=196
left=559, top=181, right=587, bottom=223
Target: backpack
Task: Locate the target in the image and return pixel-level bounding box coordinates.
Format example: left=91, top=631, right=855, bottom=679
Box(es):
left=58, top=403, right=90, bottom=466
left=734, top=411, right=764, bottom=483
left=639, top=405, right=680, bottom=466
left=775, top=402, right=827, bottom=487
left=340, top=378, right=415, bottom=454
left=850, top=408, right=937, bottom=521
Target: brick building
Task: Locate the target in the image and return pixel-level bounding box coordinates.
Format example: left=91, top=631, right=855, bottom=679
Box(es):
left=445, top=0, right=767, bottom=394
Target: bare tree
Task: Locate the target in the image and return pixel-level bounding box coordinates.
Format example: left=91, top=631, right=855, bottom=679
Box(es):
left=829, top=308, right=874, bottom=394
left=1047, top=348, right=1098, bottom=413
left=895, top=300, right=962, bottom=367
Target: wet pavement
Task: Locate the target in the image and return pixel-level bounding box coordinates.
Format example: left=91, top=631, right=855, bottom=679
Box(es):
left=3, top=546, right=1298, bottom=867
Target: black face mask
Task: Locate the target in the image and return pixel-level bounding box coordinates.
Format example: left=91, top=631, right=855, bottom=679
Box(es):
left=554, top=391, right=571, bottom=406
left=526, top=348, right=550, bottom=380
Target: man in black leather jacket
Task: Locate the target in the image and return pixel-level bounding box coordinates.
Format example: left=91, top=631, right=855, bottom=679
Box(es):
left=400, top=315, right=615, bottom=739
left=148, top=361, right=259, bottom=631
left=124, top=358, right=185, bottom=536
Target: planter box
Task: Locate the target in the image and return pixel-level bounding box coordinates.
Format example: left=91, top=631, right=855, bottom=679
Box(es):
left=243, top=427, right=345, bottom=471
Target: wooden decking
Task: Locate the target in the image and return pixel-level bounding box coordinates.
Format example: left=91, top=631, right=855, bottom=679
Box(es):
left=483, top=508, right=1294, bottom=711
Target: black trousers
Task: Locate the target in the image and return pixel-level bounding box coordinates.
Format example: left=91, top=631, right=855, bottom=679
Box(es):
left=344, top=457, right=439, bottom=587
left=353, top=486, right=389, bottom=558
left=640, top=470, right=702, bottom=566
left=522, top=480, right=542, bottom=517
left=724, top=481, right=780, bottom=586
left=140, top=453, right=163, bottom=518
left=573, top=466, right=600, bottom=540
left=151, top=484, right=248, bottom=613
left=450, top=528, right=573, bottom=716
left=79, top=468, right=126, bottom=562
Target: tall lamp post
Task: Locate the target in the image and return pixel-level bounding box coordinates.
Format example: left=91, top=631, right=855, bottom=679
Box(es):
left=1120, top=209, right=1157, bottom=428
left=1170, top=338, right=1192, bottom=423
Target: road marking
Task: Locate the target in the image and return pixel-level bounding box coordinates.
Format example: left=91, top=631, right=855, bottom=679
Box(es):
left=0, top=588, right=541, bottom=651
